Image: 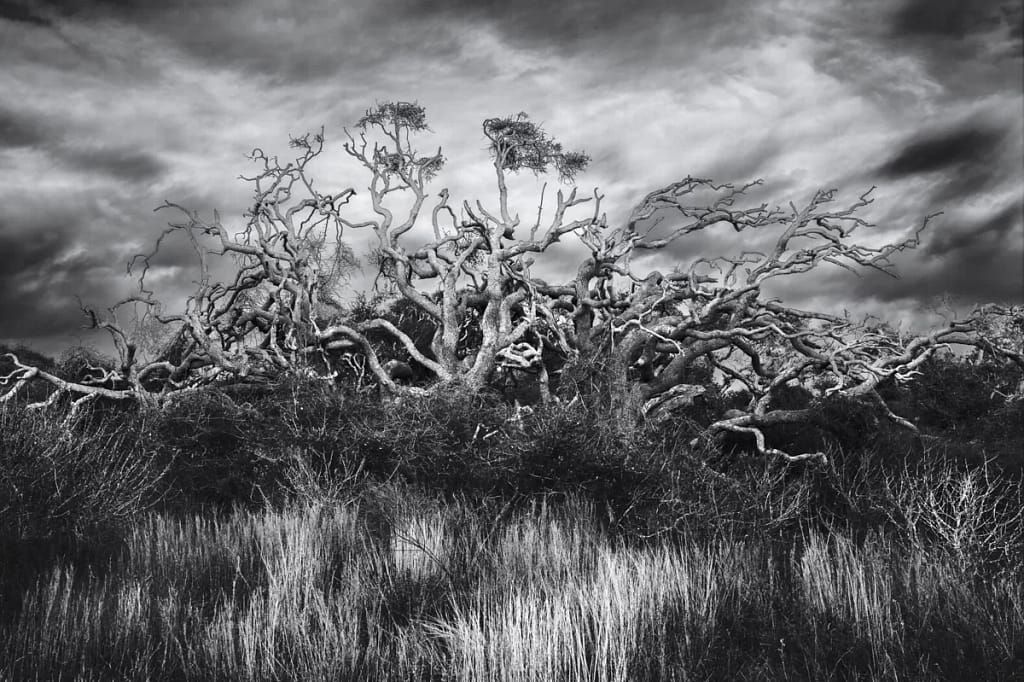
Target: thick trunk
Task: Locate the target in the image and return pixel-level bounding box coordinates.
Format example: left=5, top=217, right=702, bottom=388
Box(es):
left=607, top=343, right=645, bottom=438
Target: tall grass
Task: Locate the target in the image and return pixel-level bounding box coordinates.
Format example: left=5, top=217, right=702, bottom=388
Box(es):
left=3, top=488, right=1021, bottom=681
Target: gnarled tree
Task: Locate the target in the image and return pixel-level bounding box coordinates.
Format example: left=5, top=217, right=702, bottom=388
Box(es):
left=2, top=102, right=1021, bottom=461
left=316, top=104, right=595, bottom=398
left=2, top=130, right=359, bottom=410
left=553, top=180, right=1024, bottom=459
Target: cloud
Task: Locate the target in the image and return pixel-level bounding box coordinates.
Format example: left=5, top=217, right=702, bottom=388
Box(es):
left=926, top=200, right=1023, bottom=257
left=872, top=116, right=1021, bottom=217
left=394, top=0, right=753, bottom=57
left=62, top=146, right=166, bottom=183
left=891, top=0, right=1019, bottom=40
left=888, top=0, right=1024, bottom=97
left=0, top=106, right=48, bottom=148
left=6, top=0, right=766, bottom=87
left=0, top=105, right=167, bottom=184
left=0, top=185, right=236, bottom=351
left=0, top=0, right=52, bottom=27
left=0, top=213, right=123, bottom=339
left=6, top=0, right=468, bottom=83
left=874, top=120, right=1016, bottom=210
left=877, top=125, right=1004, bottom=179
left=841, top=202, right=1024, bottom=305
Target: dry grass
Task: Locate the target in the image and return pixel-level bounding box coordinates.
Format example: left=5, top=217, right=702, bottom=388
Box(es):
left=2, top=486, right=1022, bottom=681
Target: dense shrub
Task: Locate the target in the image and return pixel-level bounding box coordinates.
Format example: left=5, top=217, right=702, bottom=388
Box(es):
left=147, top=380, right=355, bottom=509
left=108, top=368, right=1012, bottom=546
left=4, top=358, right=1019, bottom=545
left=899, top=357, right=1023, bottom=437
left=0, top=345, right=59, bottom=405
left=324, top=389, right=645, bottom=503
left=0, top=405, right=164, bottom=540
left=56, top=345, right=118, bottom=386
left=149, top=389, right=276, bottom=508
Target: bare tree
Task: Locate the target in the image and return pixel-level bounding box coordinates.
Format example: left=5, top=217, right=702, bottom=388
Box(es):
left=2, top=102, right=1020, bottom=463
left=309, top=104, right=594, bottom=397
left=2, top=130, right=359, bottom=410
left=555, top=179, right=1023, bottom=458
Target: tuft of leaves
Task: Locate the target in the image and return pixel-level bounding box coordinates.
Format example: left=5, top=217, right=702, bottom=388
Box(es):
left=483, top=113, right=590, bottom=181
left=357, top=101, right=430, bottom=133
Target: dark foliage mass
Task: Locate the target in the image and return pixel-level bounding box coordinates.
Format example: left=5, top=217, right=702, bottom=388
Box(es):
left=1, top=350, right=1020, bottom=540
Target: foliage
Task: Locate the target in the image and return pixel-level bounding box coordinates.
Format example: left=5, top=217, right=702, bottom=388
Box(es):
left=57, top=345, right=118, bottom=385
left=900, top=356, right=1024, bottom=439
left=0, top=404, right=164, bottom=540
left=483, top=112, right=590, bottom=180
left=0, top=345, right=58, bottom=404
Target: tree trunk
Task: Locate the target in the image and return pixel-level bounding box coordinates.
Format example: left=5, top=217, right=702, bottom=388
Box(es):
left=607, top=348, right=645, bottom=440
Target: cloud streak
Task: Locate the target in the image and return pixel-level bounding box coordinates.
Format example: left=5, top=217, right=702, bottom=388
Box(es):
left=878, top=125, right=1005, bottom=179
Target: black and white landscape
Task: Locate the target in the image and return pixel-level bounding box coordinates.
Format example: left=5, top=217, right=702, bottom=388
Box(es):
left=1, top=1, right=1022, bottom=680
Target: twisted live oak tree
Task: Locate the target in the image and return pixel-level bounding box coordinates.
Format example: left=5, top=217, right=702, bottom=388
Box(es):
left=2, top=102, right=1021, bottom=461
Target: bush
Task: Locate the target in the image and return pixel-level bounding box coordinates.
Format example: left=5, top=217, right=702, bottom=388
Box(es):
left=900, top=357, right=1023, bottom=439
left=0, top=405, right=164, bottom=540
left=151, top=386, right=294, bottom=509
left=6, top=363, right=1014, bottom=555
left=57, top=345, right=118, bottom=386
left=0, top=345, right=59, bottom=405
left=887, top=456, right=1024, bottom=575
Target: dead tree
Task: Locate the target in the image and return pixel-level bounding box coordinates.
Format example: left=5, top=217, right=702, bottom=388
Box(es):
left=2, top=102, right=1021, bottom=464
left=2, top=131, right=360, bottom=408
left=552, top=181, right=1024, bottom=459
left=316, top=104, right=594, bottom=397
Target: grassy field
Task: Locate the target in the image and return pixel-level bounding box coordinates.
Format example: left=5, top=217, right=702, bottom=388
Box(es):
left=1, top=489, right=1022, bottom=681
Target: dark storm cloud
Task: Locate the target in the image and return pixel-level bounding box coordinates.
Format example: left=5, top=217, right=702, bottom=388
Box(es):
left=0, top=216, right=126, bottom=338
left=0, top=0, right=96, bottom=58
left=0, top=224, right=67, bottom=274
left=0, top=184, right=215, bottom=344
left=877, top=126, right=1004, bottom=178
left=812, top=0, right=1022, bottom=106
left=400, top=0, right=713, bottom=42
left=9, top=0, right=465, bottom=81
left=892, top=0, right=1019, bottom=40
left=392, top=0, right=761, bottom=66
left=845, top=204, right=1024, bottom=305
left=0, top=104, right=166, bottom=183
left=0, top=0, right=51, bottom=27
left=62, top=146, right=166, bottom=183
left=9, top=0, right=754, bottom=82
left=926, top=201, right=1022, bottom=257
left=875, top=121, right=1014, bottom=207
left=2, top=0, right=206, bottom=22
left=0, top=107, right=48, bottom=148
left=858, top=248, right=1024, bottom=305
left=887, top=0, right=1023, bottom=95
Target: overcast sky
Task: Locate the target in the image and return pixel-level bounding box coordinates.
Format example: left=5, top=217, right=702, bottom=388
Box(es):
left=1, top=0, right=1021, bottom=356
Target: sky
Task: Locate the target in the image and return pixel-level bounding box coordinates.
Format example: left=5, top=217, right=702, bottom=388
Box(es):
left=0, top=0, right=1021, bottom=357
